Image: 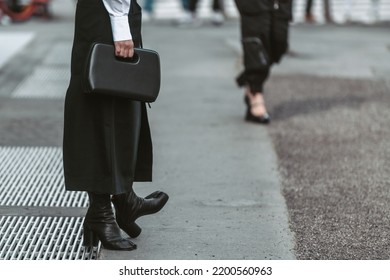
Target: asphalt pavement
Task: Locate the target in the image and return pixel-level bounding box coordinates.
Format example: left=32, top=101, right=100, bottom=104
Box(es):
left=0, top=0, right=389, bottom=260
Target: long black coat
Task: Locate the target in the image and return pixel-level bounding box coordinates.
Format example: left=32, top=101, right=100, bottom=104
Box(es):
left=63, top=0, right=152, bottom=195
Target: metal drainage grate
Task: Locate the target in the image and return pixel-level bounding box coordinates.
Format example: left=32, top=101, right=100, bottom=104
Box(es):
left=0, top=216, right=99, bottom=260
left=11, top=66, right=69, bottom=99
left=0, top=146, right=88, bottom=207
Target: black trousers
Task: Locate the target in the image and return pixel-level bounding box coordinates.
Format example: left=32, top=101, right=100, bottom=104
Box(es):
left=234, top=0, right=291, bottom=93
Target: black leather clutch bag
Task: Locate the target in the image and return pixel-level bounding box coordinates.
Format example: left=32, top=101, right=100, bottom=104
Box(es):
left=84, top=43, right=161, bottom=102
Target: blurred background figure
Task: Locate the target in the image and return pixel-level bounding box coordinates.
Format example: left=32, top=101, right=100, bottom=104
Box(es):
left=321, top=0, right=333, bottom=23
left=343, top=0, right=380, bottom=23
left=304, top=0, right=315, bottom=22
left=142, top=0, right=190, bottom=23
left=176, top=0, right=191, bottom=22
left=190, top=0, right=225, bottom=25
left=234, top=0, right=292, bottom=124
left=177, top=0, right=225, bottom=26
left=181, top=0, right=189, bottom=10
left=304, top=0, right=333, bottom=23
left=143, top=0, right=155, bottom=21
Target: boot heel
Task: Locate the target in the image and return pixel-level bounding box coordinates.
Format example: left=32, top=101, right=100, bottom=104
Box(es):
left=83, top=224, right=99, bottom=247
left=123, top=222, right=142, bottom=238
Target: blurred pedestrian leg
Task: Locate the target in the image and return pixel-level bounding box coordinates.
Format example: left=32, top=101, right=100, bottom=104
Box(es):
left=305, top=0, right=315, bottom=23
left=211, top=0, right=225, bottom=25
left=323, top=0, right=333, bottom=23
left=175, top=0, right=198, bottom=25
left=181, top=0, right=189, bottom=10
left=143, top=0, right=154, bottom=21
left=178, top=0, right=225, bottom=26
left=305, top=0, right=333, bottom=23
left=234, top=0, right=292, bottom=124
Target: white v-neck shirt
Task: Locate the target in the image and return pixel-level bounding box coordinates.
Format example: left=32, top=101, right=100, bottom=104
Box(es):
left=102, top=0, right=132, bottom=41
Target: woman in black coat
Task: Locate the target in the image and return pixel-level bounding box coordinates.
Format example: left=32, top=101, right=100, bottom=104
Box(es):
left=63, top=0, right=168, bottom=250
left=234, top=0, right=292, bottom=124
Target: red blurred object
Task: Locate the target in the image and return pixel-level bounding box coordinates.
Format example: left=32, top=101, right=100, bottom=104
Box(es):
left=0, top=0, right=50, bottom=22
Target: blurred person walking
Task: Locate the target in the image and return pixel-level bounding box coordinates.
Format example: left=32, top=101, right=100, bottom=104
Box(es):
left=142, top=0, right=155, bottom=21
left=63, top=0, right=168, bottom=251
left=178, top=0, right=225, bottom=26
left=234, top=0, right=292, bottom=124
left=304, top=0, right=333, bottom=23
left=181, top=0, right=189, bottom=10
left=304, top=0, right=315, bottom=22
left=190, top=0, right=225, bottom=25
left=175, top=0, right=192, bottom=24
left=323, top=0, right=332, bottom=23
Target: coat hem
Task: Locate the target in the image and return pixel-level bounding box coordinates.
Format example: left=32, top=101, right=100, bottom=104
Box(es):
left=65, top=176, right=141, bottom=195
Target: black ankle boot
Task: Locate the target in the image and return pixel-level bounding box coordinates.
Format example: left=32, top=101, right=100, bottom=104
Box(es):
left=83, top=192, right=137, bottom=251
left=111, top=189, right=169, bottom=238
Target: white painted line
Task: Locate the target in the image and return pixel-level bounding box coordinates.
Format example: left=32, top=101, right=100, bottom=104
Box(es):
left=0, top=32, right=35, bottom=69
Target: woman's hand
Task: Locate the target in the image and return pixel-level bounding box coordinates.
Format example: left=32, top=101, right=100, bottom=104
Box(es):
left=114, top=40, right=134, bottom=58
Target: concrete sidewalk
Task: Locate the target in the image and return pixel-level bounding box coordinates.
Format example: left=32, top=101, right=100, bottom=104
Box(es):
left=0, top=1, right=295, bottom=260
left=1, top=0, right=389, bottom=260
left=100, top=22, right=295, bottom=260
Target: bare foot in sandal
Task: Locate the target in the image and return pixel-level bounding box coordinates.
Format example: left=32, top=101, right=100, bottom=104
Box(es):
left=244, top=89, right=270, bottom=124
